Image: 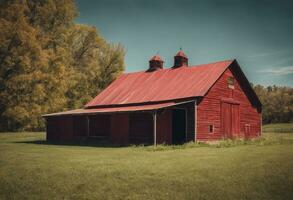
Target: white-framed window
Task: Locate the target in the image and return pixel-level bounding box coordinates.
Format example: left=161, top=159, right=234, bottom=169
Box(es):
left=245, top=124, right=251, bottom=134
left=227, top=76, right=235, bottom=89
left=208, top=124, right=214, bottom=134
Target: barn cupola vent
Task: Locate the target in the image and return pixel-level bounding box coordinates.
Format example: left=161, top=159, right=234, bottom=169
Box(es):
left=173, top=49, right=188, bottom=68
left=148, top=54, right=164, bottom=72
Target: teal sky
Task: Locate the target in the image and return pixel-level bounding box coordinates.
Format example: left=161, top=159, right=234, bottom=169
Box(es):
left=76, top=0, right=293, bottom=86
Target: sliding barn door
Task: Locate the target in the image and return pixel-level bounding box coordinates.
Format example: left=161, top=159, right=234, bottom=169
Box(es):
left=222, top=102, right=232, bottom=138
left=231, top=104, right=240, bottom=135
left=221, top=102, right=240, bottom=138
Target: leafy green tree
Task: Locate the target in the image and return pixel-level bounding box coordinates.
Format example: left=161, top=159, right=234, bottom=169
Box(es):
left=0, top=0, right=125, bottom=131
left=0, top=1, right=55, bottom=130
left=66, top=25, right=125, bottom=108
left=253, top=85, right=293, bottom=124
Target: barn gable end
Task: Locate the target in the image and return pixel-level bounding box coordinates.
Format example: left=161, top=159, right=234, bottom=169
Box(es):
left=196, top=62, right=262, bottom=140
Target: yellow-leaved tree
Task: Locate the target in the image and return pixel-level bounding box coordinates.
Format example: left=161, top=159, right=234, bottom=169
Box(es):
left=0, top=0, right=125, bottom=131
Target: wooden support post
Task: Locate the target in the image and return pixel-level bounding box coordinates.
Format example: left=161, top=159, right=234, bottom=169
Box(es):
left=185, top=108, right=188, bottom=142
left=86, top=115, right=90, bottom=137
left=194, top=100, right=197, bottom=142
left=153, top=111, right=157, bottom=146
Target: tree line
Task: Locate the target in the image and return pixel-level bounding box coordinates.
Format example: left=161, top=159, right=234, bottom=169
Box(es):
left=0, top=0, right=125, bottom=131
left=253, top=85, right=293, bottom=124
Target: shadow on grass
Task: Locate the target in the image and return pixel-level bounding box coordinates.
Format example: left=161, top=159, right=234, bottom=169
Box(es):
left=15, top=140, right=209, bottom=151
left=13, top=133, right=293, bottom=150
left=14, top=139, right=198, bottom=149
left=13, top=139, right=153, bottom=148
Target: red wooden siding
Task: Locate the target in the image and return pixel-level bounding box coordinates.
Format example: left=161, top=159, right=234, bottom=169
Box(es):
left=129, top=113, right=153, bottom=144
left=221, top=102, right=240, bottom=138
left=197, top=66, right=261, bottom=140
left=231, top=104, right=240, bottom=136
left=186, top=103, right=195, bottom=142
left=46, top=116, right=74, bottom=141
left=46, top=117, right=59, bottom=141
left=89, top=115, right=110, bottom=138
left=157, top=110, right=172, bottom=144
left=109, top=111, right=173, bottom=145
left=73, top=116, right=87, bottom=137
left=110, top=114, right=129, bottom=145
left=221, top=102, right=231, bottom=138
left=60, top=116, right=74, bottom=141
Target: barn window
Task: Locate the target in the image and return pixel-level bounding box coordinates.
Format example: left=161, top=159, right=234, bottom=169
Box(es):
left=227, top=77, right=234, bottom=89
left=208, top=124, right=214, bottom=133
left=245, top=124, right=251, bottom=134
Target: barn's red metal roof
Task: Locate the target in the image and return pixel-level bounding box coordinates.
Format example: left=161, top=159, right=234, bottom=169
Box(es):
left=43, top=101, right=193, bottom=117
left=85, top=60, right=234, bottom=108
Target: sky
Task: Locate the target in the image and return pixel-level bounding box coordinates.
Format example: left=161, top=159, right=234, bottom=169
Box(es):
left=76, top=0, right=293, bottom=86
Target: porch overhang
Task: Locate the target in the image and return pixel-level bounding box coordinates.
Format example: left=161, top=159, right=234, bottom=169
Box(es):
left=42, top=100, right=195, bottom=117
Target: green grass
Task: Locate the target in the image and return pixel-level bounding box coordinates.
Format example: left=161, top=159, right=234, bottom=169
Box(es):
left=263, top=123, right=293, bottom=133
left=0, top=132, right=293, bottom=200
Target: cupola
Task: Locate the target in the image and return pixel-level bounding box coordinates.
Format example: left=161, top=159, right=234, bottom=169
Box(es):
left=173, top=49, right=188, bottom=68
left=148, top=54, right=164, bottom=71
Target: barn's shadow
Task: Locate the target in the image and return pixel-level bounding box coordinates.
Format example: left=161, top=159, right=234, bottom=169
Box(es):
left=14, top=139, right=132, bottom=148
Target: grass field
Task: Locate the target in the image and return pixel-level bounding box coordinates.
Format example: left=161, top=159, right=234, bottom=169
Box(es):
left=0, top=131, right=293, bottom=200
left=262, top=123, right=293, bottom=133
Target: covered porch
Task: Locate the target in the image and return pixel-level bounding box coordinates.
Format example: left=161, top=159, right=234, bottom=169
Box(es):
left=43, top=101, right=196, bottom=145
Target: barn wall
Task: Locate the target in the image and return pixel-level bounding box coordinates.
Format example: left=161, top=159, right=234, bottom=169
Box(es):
left=186, top=103, right=195, bottom=142
left=110, top=113, right=129, bottom=145
left=197, top=67, right=261, bottom=140
left=46, top=117, right=58, bottom=141
left=61, top=116, right=74, bottom=140
left=46, top=116, right=74, bottom=141
left=89, top=115, right=110, bottom=138
left=73, top=116, right=87, bottom=138
left=129, top=113, right=153, bottom=144
left=157, top=110, right=172, bottom=144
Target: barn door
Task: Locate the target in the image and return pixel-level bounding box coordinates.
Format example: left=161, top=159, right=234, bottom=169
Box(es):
left=221, top=102, right=240, bottom=138
left=222, top=102, right=232, bottom=138
left=231, top=104, right=240, bottom=135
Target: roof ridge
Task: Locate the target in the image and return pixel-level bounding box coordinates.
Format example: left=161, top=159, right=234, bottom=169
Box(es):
left=122, top=59, right=235, bottom=75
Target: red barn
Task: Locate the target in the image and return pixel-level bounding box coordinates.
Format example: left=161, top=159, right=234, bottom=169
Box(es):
left=43, top=50, right=262, bottom=145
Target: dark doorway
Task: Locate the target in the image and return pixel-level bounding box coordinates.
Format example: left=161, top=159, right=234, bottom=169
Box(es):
left=172, top=109, right=186, bottom=144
